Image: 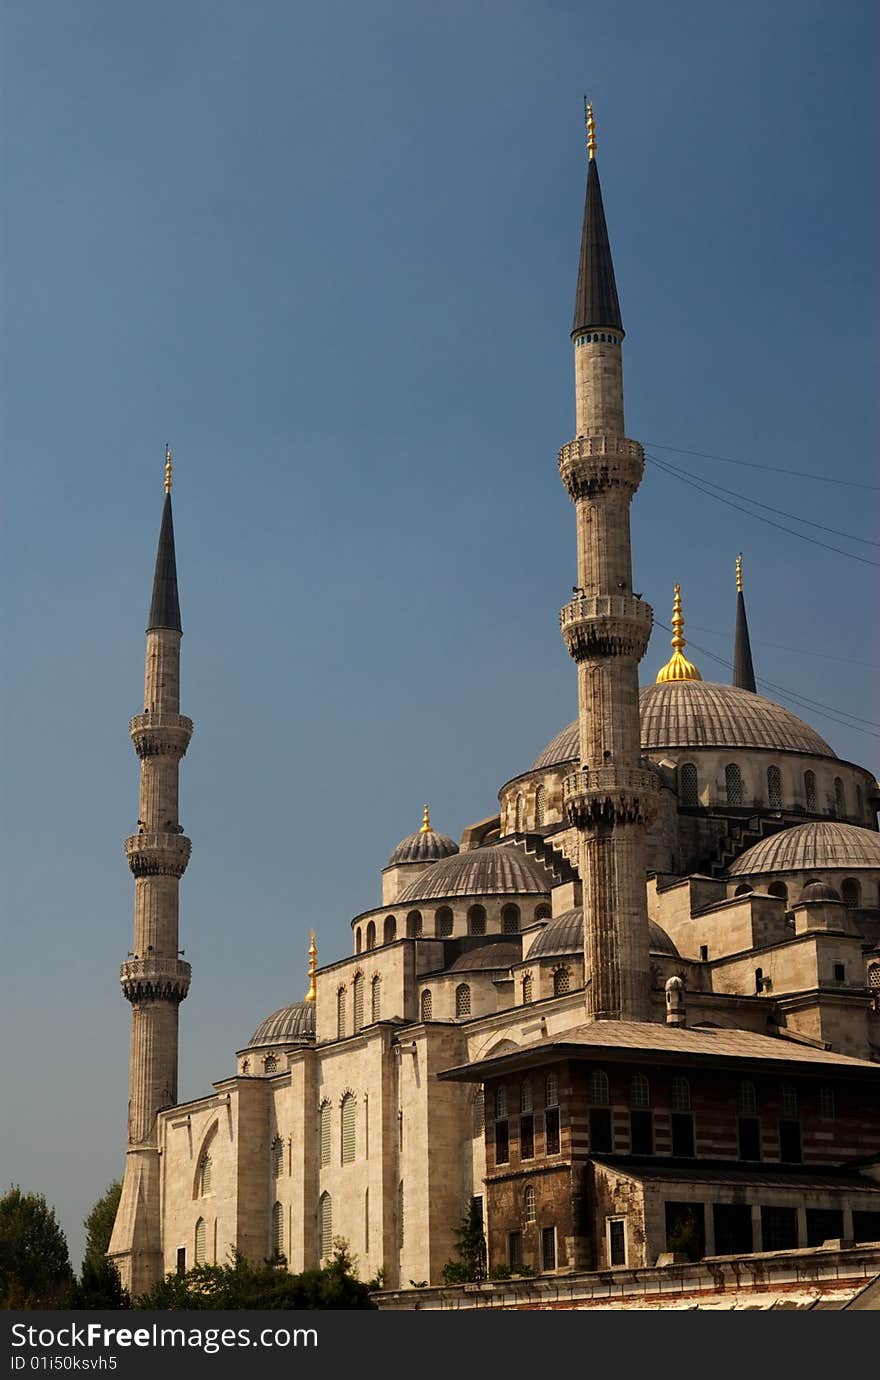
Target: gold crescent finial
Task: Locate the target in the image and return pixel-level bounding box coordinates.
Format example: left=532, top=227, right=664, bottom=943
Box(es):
left=736, top=553, right=743, bottom=593
left=420, top=804, right=431, bottom=834
left=656, top=584, right=702, bottom=683
left=586, top=101, right=597, bottom=160
left=164, top=445, right=173, bottom=495
left=305, top=930, right=317, bottom=1003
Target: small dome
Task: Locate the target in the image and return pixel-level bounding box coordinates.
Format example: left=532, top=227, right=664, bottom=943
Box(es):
left=526, top=908, right=679, bottom=959
left=447, top=942, right=521, bottom=972
left=247, top=1001, right=315, bottom=1048
left=797, top=880, right=843, bottom=905
left=389, top=829, right=458, bottom=866
left=728, top=821, right=880, bottom=876
left=397, top=845, right=550, bottom=903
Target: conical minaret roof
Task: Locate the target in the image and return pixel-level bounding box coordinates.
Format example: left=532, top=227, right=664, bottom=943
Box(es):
left=733, top=555, right=756, bottom=693
left=571, top=109, right=623, bottom=338
left=147, top=452, right=182, bottom=633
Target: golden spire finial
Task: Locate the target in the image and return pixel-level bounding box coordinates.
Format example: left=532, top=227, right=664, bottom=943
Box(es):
left=164, top=445, right=173, bottom=495
left=656, top=584, right=702, bottom=683
left=420, top=804, right=431, bottom=834
left=585, top=100, right=597, bottom=160
left=736, top=553, right=743, bottom=593
left=304, top=930, right=317, bottom=1002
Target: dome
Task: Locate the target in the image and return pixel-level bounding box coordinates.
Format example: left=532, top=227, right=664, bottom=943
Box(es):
left=728, top=821, right=880, bottom=876
left=389, top=829, right=458, bottom=866
left=526, top=907, right=679, bottom=959
left=397, top=845, right=550, bottom=903
left=530, top=682, right=834, bottom=772
left=797, top=880, right=843, bottom=905
left=447, top=942, right=521, bottom=972
left=246, top=1001, right=316, bottom=1048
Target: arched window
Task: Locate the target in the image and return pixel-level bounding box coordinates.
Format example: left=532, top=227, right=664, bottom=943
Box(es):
left=781, top=1085, right=798, bottom=1119
left=522, top=972, right=533, bottom=1005
left=365, top=920, right=376, bottom=950
left=834, top=777, right=846, bottom=816
left=524, top=1185, right=536, bottom=1223
left=436, top=906, right=453, bottom=937
left=679, top=762, right=698, bottom=807
left=420, top=988, right=433, bottom=1021
left=318, top=1192, right=332, bottom=1261
left=767, top=765, right=782, bottom=808
left=553, top=966, right=571, bottom=996
left=455, top=983, right=471, bottom=1017
left=353, top=972, right=364, bottom=1031
left=406, top=910, right=422, bottom=938
left=194, top=1216, right=206, bottom=1265
left=341, top=1093, right=356, bottom=1164
left=371, top=974, right=382, bottom=1021
left=734, top=883, right=753, bottom=897
left=271, top=1136, right=284, bottom=1178
left=264, top=1054, right=277, bottom=1074
left=534, top=903, right=552, bottom=922
left=856, top=784, right=864, bottom=819
left=495, top=1086, right=507, bottom=1119
left=271, top=1201, right=284, bottom=1259
left=768, top=881, right=788, bottom=903
left=355, top=927, right=362, bottom=954
left=319, top=1101, right=331, bottom=1167
left=336, top=987, right=347, bottom=1039
left=737, top=1081, right=757, bottom=1116
left=671, top=1077, right=690, bottom=1111
left=535, top=785, right=546, bottom=827
left=868, top=961, right=880, bottom=991
left=755, top=966, right=764, bottom=994
left=468, top=905, right=486, bottom=936
left=502, top=904, right=520, bottom=934
left=515, top=793, right=525, bottom=833
left=841, top=878, right=861, bottom=908
left=241, top=1058, right=249, bottom=1074
left=817, top=1086, right=835, bottom=1119
left=398, top=1180, right=405, bottom=1249
left=725, top=763, right=743, bottom=806
left=629, top=1073, right=650, bottom=1109
left=804, top=770, right=817, bottom=811
left=590, top=1070, right=609, bottom=1105
left=383, top=915, right=396, bottom=944
left=198, top=1155, right=212, bottom=1196
left=473, top=1089, right=485, bottom=1137
left=545, top=1073, right=559, bottom=1107
left=520, top=1080, right=533, bottom=1113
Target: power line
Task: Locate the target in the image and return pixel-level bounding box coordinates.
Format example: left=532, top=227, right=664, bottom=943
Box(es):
left=685, top=622, right=880, bottom=672
left=645, top=440, right=880, bottom=492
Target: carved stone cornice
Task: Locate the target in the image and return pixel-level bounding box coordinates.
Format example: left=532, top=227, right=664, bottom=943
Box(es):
left=560, top=594, right=653, bottom=662
left=129, top=712, right=193, bottom=760
left=120, top=956, right=191, bottom=1004
left=564, top=766, right=658, bottom=828
left=124, top=832, right=191, bottom=878
left=558, top=434, right=644, bottom=501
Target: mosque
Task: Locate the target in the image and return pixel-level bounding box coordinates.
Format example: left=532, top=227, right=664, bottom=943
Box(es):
left=108, top=109, right=880, bottom=1307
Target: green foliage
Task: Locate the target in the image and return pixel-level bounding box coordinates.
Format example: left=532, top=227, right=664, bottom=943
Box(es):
left=666, top=1208, right=703, bottom=1262
left=0, top=1186, right=73, bottom=1309
left=136, top=1241, right=378, bottom=1310
left=488, top=1263, right=512, bottom=1280
left=67, top=1256, right=130, bottom=1310
left=82, top=1181, right=122, bottom=1271
left=441, top=1200, right=487, bottom=1284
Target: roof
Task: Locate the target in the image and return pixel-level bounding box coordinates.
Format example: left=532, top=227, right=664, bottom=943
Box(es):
left=147, top=493, right=182, bottom=633
left=246, top=1001, right=315, bottom=1048
left=388, top=828, right=458, bottom=867
left=447, top=942, right=521, bottom=973
left=728, top=821, right=880, bottom=876
left=572, top=157, right=623, bottom=336
left=396, top=845, right=550, bottom=904
left=439, top=1019, right=880, bottom=1082
left=589, top=1157, right=880, bottom=1194
left=526, top=908, right=678, bottom=959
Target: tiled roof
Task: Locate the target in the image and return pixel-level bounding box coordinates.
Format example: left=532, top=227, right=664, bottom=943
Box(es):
left=590, top=1158, right=880, bottom=1193
left=728, top=821, right=880, bottom=876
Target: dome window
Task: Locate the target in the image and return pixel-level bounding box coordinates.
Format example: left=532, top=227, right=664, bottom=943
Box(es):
left=834, top=777, right=846, bottom=816
left=365, top=921, right=376, bottom=951
left=725, top=763, right=743, bottom=806
left=502, top=904, right=520, bottom=934
left=455, top=983, right=471, bottom=1018
left=679, top=762, right=698, bottom=807
left=515, top=793, right=525, bottom=833
left=420, top=989, right=433, bottom=1021
left=767, top=881, right=788, bottom=903
left=767, top=765, right=782, bottom=808
left=435, top=906, right=453, bottom=937
left=841, top=878, right=861, bottom=909
left=406, top=910, right=422, bottom=938
left=804, top=770, right=817, bottom=811
left=553, top=966, right=571, bottom=996
left=522, top=973, right=534, bottom=1005
left=383, top=915, right=396, bottom=944
left=468, top=905, right=486, bottom=937
left=535, top=785, right=546, bottom=827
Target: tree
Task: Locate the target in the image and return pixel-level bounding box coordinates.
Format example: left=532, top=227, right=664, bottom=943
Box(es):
left=136, top=1242, right=378, bottom=1310
left=67, top=1256, right=130, bottom=1310
left=82, top=1181, right=122, bottom=1270
left=441, top=1200, right=487, bottom=1284
left=0, top=1186, right=73, bottom=1309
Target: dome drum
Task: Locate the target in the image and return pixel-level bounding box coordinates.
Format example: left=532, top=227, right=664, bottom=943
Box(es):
left=560, top=594, right=652, bottom=662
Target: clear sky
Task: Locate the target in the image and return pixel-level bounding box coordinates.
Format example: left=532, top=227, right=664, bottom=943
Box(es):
left=2, top=0, right=877, bottom=1271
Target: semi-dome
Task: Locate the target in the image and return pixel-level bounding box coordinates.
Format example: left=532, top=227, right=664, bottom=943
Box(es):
left=527, top=907, right=679, bottom=958
left=530, top=682, right=834, bottom=773
left=388, top=806, right=459, bottom=866
left=397, top=845, right=550, bottom=903
left=247, top=1001, right=316, bottom=1048
left=728, top=821, right=880, bottom=876
left=447, top=942, right=521, bottom=972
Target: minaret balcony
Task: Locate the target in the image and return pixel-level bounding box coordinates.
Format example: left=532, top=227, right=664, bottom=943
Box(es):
left=558, top=435, right=644, bottom=501
left=120, top=955, right=191, bottom=1004
left=564, top=766, right=658, bottom=828
left=560, top=594, right=652, bottom=662
left=129, top=712, right=193, bottom=760
left=124, top=832, right=192, bottom=878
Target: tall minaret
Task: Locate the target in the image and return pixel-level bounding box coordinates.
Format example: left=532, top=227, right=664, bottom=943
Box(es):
left=733, top=554, right=757, bottom=692
left=559, top=107, right=657, bottom=1022
left=109, top=449, right=193, bottom=1294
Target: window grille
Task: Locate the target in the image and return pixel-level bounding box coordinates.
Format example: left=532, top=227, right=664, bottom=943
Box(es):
left=194, top=1217, right=206, bottom=1265
left=473, top=1089, right=485, bottom=1137
left=768, top=881, right=788, bottom=903
left=198, top=1156, right=212, bottom=1196
left=679, top=762, right=698, bottom=806
left=520, top=1080, right=533, bottom=1113
left=608, top=1218, right=626, bottom=1267
left=671, top=1076, right=691, bottom=1111
left=271, top=1136, right=284, bottom=1178
left=534, top=904, right=552, bottom=922
left=468, top=905, right=486, bottom=936
left=502, top=904, right=520, bottom=933
left=495, top=1086, right=508, bottom=1119
left=420, top=988, right=433, bottom=1021
left=629, top=1073, right=650, bottom=1109
left=520, top=1115, right=534, bottom=1159
left=522, top=973, right=533, bottom=1004
left=515, top=793, right=524, bottom=833
left=398, top=1181, right=405, bottom=1249
left=264, top=1054, right=277, bottom=1074
left=436, top=907, right=453, bottom=937
left=341, top=1093, right=356, bottom=1164
left=319, top=1101, right=331, bottom=1166
left=383, top=915, right=396, bottom=944
left=535, top=785, right=546, bottom=827
left=336, top=987, right=347, bottom=1039
left=767, top=765, right=782, bottom=807
left=834, top=777, right=846, bottom=815
left=364, top=1189, right=369, bottom=1252
left=455, top=983, right=471, bottom=1017
left=406, top=910, right=422, bottom=937
left=737, top=1081, right=757, bottom=1117
left=804, top=770, right=817, bottom=811
left=545, top=1073, right=559, bottom=1107
left=271, top=1201, right=284, bottom=1258
left=371, top=974, right=382, bottom=1022
left=545, top=1108, right=560, bottom=1155
left=524, top=1185, right=536, bottom=1223
left=841, top=878, right=861, bottom=908
left=353, top=973, right=364, bottom=1031
left=319, top=1193, right=332, bottom=1260
left=590, top=1069, right=609, bottom=1105
left=725, top=763, right=743, bottom=806
left=780, top=1085, right=798, bottom=1119
left=365, top=920, right=376, bottom=950
left=553, top=967, right=571, bottom=996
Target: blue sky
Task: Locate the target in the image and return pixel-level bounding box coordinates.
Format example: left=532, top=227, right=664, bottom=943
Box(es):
left=2, top=0, right=877, bottom=1270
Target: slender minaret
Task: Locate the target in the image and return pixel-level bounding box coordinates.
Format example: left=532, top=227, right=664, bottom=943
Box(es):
left=733, top=554, right=757, bottom=692
left=108, top=449, right=193, bottom=1294
left=559, top=106, right=657, bottom=1022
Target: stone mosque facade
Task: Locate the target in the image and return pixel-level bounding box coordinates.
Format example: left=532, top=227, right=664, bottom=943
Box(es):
left=109, top=112, right=880, bottom=1307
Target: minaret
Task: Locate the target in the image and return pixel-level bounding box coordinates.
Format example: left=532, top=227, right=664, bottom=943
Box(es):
left=559, top=106, right=657, bottom=1022
left=733, top=554, right=757, bottom=692
left=108, top=449, right=193, bottom=1294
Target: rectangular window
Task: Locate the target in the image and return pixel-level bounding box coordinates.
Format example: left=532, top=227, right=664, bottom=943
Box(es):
left=176, top=1247, right=186, bottom=1276
left=589, top=1107, right=613, bottom=1154
left=713, top=1203, right=753, bottom=1256
left=761, top=1205, right=797, bottom=1252
left=520, top=1114, right=534, bottom=1160
left=833, top=962, right=845, bottom=982
left=541, top=1226, right=556, bottom=1271
left=545, top=1073, right=559, bottom=1107
left=664, top=1201, right=705, bottom=1260
left=508, top=1231, right=522, bottom=1270
left=472, top=1195, right=484, bottom=1226
left=607, top=1217, right=626, bottom=1267
left=779, top=1119, right=802, bottom=1163
left=852, top=1210, right=880, bottom=1243
left=495, top=1119, right=509, bottom=1165
left=671, top=1112, right=695, bottom=1158
left=544, top=1108, right=560, bottom=1155
left=737, top=1117, right=761, bottom=1162
left=630, top=1110, right=653, bottom=1155
left=699, top=944, right=708, bottom=961
left=806, top=1208, right=844, bottom=1247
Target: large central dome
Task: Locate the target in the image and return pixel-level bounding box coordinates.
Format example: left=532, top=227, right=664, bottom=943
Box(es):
left=531, top=681, right=834, bottom=771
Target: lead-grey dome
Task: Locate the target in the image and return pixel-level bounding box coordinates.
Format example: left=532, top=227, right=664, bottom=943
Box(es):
left=397, top=845, right=550, bottom=903
left=447, top=942, right=521, bottom=972
left=797, top=880, right=843, bottom=905
left=728, top=821, right=880, bottom=876
left=389, top=828, right=459, bottom=866
left=247, top=1001, right=316, bottom=1048
left=527, top=908, right=679, bottom=958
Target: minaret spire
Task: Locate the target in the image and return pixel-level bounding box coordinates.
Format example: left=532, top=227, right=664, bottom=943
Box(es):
left=733, top=554, right=757, bottom=693
left=572, top=103, right=623, bottom=345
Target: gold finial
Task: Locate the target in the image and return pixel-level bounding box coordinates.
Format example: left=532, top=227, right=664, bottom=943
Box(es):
left=304, top=930, right=317, bottom=1003
left=420, top=804, right=431, bottom=834
left=656, top=584, right=702, bottom=683
left=736, top=554, right=743, bottom=593
left=164, top=445, right=173, bottom=495
left=585, top=100, right=597, bottom=160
